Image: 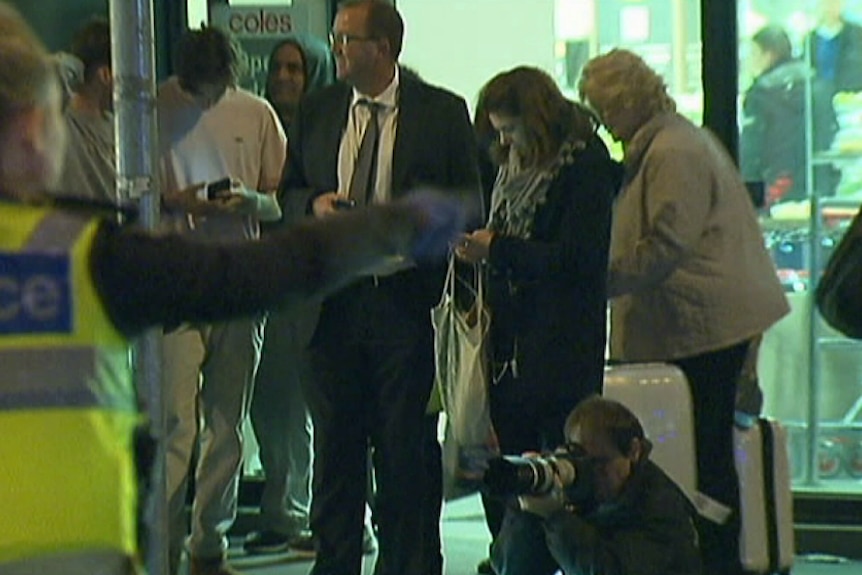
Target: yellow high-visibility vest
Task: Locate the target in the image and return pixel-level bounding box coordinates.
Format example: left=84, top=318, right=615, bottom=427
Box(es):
left=0, top=202, right=138, bottom=564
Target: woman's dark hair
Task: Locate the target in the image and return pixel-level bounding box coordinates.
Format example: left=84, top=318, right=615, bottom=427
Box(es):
left=475, top=66, right=596, bottom=167
left=264, top=38, right=308, bottom=103
left=752, top=25, right=793, bottom=67
left=174, top=26, right=244, bottom=93
left=565, top=396, right=647, bottom=457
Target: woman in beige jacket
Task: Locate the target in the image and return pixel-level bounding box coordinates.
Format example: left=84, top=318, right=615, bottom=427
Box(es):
left=580, top=49, right=789, bottom=575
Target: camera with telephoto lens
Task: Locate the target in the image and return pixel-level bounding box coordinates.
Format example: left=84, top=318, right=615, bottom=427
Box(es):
left=482, top=442, right=597, bottom=508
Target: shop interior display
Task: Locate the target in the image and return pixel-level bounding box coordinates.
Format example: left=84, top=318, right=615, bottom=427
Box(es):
left=759, top=88, right=862, bottom=487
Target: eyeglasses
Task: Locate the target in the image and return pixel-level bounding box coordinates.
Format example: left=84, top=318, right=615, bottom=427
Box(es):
left=329, top=32, right=377, bottom=48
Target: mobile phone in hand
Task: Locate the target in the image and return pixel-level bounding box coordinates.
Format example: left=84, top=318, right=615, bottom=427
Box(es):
left=203, top=177, right=232, bottom=200
left=333, top=198, right=357, bottom=210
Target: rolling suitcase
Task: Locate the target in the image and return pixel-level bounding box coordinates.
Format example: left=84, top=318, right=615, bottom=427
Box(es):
left=603, top=363, right=698, bottom=499
left=734, top=418, right=795, bottom=574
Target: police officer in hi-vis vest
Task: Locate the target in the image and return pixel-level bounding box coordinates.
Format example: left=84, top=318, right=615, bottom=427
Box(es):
left=0, top=4, right=464, bottom=574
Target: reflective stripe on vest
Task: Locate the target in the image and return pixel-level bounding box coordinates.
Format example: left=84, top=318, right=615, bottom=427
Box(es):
left=0, top=347, right=130, bottom=409
left=25, top=211, right=90, bottom=251
left=0, top=212, right=131, bottom=412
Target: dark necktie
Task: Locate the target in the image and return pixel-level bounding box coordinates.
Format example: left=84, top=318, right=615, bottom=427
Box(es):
left=348, top=100, right=382, bottom=205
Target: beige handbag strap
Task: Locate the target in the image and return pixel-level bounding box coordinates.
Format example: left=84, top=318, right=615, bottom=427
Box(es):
left=440, top=254, right=489, bottom=334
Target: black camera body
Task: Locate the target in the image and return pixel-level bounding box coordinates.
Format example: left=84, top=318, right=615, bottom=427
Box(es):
left=483, top=443, right=596, bottom=508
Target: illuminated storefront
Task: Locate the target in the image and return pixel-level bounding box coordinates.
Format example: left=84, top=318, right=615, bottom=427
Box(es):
left=9, top=0, right=860, bottom=558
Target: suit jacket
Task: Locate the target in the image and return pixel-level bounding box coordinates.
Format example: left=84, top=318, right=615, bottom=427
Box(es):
left=279, top=71, right=481, bottom=324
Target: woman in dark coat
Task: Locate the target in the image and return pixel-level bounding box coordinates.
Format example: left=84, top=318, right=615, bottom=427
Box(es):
left=455, top=66, right=621, bottom=571
left=740, top=25, right=808, bottom=205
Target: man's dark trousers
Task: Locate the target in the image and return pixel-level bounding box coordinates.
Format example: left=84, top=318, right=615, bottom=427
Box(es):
left=304, top=275, right=442, bottom=575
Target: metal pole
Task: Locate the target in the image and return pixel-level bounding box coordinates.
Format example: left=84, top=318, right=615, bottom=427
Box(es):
left=803, top=39, right=822, bottom=488
left=108, top=1, right=166, bottom=574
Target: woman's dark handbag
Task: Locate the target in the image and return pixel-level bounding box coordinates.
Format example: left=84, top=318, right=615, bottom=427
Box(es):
left=816, top=208, right=862, bottom=339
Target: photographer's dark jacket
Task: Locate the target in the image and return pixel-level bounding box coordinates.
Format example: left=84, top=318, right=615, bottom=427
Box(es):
left=544, top=459, right=700, bottom=575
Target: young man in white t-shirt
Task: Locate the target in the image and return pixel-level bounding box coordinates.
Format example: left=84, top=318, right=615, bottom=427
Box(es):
left=156, top=26, right=286, bottom=575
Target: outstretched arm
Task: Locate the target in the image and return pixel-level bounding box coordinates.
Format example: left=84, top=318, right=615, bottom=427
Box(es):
left=91, top=193, right=464, bottom=336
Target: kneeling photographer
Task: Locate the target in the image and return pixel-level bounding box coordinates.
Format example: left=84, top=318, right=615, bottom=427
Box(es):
left=485, top=396, right=701, bottom=575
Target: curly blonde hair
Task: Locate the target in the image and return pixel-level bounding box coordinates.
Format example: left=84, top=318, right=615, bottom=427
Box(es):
left=578, top=49, right=675, bottom=121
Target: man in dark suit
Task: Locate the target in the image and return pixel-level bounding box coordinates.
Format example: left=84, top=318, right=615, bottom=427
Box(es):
left=278, top=2, right=481, bottom=574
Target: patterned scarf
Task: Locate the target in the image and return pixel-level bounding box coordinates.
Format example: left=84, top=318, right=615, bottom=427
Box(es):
left=488, top=136, right=586, bottom=239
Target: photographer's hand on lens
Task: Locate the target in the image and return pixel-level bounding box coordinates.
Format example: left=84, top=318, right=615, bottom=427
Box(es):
left=517, top=478, right=565, bottom=519
left=515, top=451, right=566, bottom=519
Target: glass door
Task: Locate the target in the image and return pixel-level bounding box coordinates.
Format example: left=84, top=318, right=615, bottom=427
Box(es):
left=738, top=0, right=862, bottom=493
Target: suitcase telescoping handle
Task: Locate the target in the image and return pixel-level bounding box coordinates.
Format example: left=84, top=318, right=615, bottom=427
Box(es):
left=758, top=419, right=781, bottom=574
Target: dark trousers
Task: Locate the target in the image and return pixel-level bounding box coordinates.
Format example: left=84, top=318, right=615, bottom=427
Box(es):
left=304, top=280, right=442, bottom=575
left=251, top=301, right=319, bottom=534
left=481, top=372, right=583, bottom=540
left=490, top=510, right=559, bottom=575
left=671, top=341, right=749, bottom=575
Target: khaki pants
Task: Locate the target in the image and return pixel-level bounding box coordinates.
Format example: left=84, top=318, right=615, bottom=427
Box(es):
left=162, top=316, right=265, bottom=572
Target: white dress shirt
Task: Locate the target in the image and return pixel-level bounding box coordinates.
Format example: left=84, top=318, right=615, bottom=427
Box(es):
left=337, top=67, right=400, bottom=205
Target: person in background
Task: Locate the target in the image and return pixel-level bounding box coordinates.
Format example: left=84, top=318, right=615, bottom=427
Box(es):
left=51, top=51, right=83, bottom=111
left=808, top=0, right=862, bottom=97
left=279, top=1, right=482, bottom=573
left=579, top=49, right=789, bottom=575
left=456, top=66, right=619, bottom=575
left=264, top=36, right=333, bottom=129
left=491, top=396, right=701, bottom=575
left=156, top=26, right=285, bottom=575
left=807, top=0, right=862, bottom=195
left=0, top=2, right=465, bottom=573
left=740, top=25, right=808, bottom=206
left=243, top=35, right=317, bottom=558
left=52, top=17, right=117, bottom=204
left=266, top=38, right=310, bottom=129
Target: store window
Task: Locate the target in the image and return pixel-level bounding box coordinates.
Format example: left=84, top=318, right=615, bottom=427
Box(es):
left=399, top=0, right=862, bottom=494
left=398, top=0, right=702, bottom=149
left=739, top=0, right=862, bottom=492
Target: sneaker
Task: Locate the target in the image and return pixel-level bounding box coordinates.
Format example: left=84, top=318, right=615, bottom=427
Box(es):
left=189, top=555, right=241, bottom=575
left=288, top=529, right=316, bottom=558
left=243, top=529, right=290, bottom=555
left=476, top=557, right=495, bottom=574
